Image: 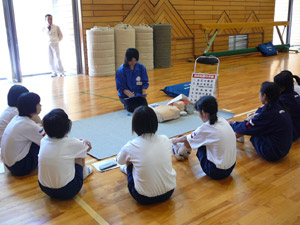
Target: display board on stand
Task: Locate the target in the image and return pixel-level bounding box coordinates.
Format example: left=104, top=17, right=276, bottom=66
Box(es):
left=188, top=73, right=218, bottom=104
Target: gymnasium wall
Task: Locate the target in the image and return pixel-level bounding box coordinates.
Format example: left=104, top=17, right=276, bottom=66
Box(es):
left=81, top=0, right=275, bottom=73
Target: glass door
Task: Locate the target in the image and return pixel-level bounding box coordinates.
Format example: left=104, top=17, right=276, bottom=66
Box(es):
left=273, top=0, right=289, bottom=45
left=290, top=0, right=300, bottom=47
left=52, top=0, right=77, bottom=74
left=13, top=0, right=52, bottom=76
left=0, top=4, right=12, bottom=80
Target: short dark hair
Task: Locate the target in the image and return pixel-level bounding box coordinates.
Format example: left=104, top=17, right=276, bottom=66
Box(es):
left=45, top=14, right=52, bottom=19
left=124, top=48, right=139, bottom=66
left=195, top=96, right=218, bottom=125
left=274, top=70, right=294, bottom=92
left=260, top=81, right=280, bottom=109
left=43, top=109, right=72, bottom=138
left=7, top=85, right=29, bottom=107
left=132, top=105, right=158, bottom=136
left=17, top=92, right=40, bottom=117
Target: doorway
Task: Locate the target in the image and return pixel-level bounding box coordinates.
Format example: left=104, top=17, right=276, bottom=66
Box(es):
left=13, top=0, right=76, bottom=76
left=1, top=0, right=81, bottom=81
left=273, top=0, right=300, bottom=47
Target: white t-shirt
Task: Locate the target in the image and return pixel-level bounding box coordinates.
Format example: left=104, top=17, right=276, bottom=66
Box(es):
left=43, top=24, right=63, bottom=44
left=1, top=116, right=44, bottom=167
left=187, top=117, right=236, bottom=170
left=117, top=134, right=176, bottom=197
left=0, top=107, right=18, bottom=144
left=38, top=136, right=88, bottom=189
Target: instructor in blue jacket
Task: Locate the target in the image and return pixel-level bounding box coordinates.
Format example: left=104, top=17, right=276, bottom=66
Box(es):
left=115, top=48, right=149, bottom=111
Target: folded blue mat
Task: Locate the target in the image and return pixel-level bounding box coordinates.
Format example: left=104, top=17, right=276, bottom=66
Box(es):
left=161, top=82, right=191, bottom=97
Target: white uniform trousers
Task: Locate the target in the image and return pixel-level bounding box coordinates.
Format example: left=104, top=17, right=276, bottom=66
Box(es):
left=48, top=43, right=64, bottom=74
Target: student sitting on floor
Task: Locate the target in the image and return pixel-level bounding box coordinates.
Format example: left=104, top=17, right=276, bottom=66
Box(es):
left=38, top=109, right=93, bottom=200
left=1, top=92, right=44, bottom=176
left=231, top=81, right=293, bottom=162
left=172, top=96, right=236, bottom=180
left=274, top=70, right=300, bottom=141
left=0, top=85, right=29, bottom=145
left=117, top=106, right=176, bottom=205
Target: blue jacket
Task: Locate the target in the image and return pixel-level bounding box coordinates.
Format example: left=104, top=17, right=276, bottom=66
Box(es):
left=280, top=91, right=300, bottom=141
left=115, top=63, right=149, bottom=98
left=232, top=102, right=293, bottom=160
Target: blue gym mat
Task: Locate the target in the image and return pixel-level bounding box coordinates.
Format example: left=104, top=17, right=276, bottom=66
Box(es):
left=69, top=102, right=234, bottom=160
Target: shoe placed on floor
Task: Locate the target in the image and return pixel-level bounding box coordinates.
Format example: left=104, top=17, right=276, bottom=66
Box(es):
left=51, top=73, right=58, bottom=77
left=172, top=143, right=191, bottom=161
left=236, top=136, right=245, bottom=143
left=83, top=165, right=93, bottom=179
left=59, top=73, right=66, bottom=77
left=120, top=164, right=127, bottom=174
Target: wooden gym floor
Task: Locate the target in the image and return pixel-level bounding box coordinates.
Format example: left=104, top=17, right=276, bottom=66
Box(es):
left=0, top=52, right=300, bottom=225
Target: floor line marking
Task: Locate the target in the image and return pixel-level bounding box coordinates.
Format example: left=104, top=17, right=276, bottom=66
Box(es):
left=74, top=195, right=109, bottom=225
left=233, top=108, right=257, bottom=118
left=79, top=56, right=279, bottom=95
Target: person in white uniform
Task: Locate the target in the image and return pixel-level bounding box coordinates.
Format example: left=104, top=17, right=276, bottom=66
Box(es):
left=38, top=109, right=93, bottom=200
left=117, top=106, right=176, bottom=205
left=1, top=92, right=44, bottom=176
left=44, top=14, right=64, bottom=77
left=0, top=85, right=29, bottom=145
left=172, top=96, right=236, bottom=180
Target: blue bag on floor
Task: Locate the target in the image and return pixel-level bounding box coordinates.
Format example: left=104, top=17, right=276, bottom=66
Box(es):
left=161, top=82, right=190, bottom=97
left=257, top=42, right=278, bottom=57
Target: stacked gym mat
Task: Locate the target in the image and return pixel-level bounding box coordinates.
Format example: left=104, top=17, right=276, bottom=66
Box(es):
left=86, top=23, right=172, bottom=76
left=86, top=26, right=115, bottom=76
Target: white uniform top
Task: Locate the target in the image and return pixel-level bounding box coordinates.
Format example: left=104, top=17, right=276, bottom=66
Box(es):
left=294, top=83, right=300, bottom=95
left=43, top=24, right=63, bottom=44
left=0, top=107, right=18, bottom=144
left=38, top=136, right=88, bottom=189
left=1, top=116, right=44, bottom=167
left=117, top=134, right=176, bottom=197
left=187, top=117, right=236, bottom=170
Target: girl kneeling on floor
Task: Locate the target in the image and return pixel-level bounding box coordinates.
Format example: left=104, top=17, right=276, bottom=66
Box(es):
left=172, top=96, right=236, bottom=180
left=117, top=105, right=176, bottom=205
left=38, top=109, right=93, bottom=200
left=231, top=82, right=293, bottom=162
left=1, top=92, right=44, bottom=176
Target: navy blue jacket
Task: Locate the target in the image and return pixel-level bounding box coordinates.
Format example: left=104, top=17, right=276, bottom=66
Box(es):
left=280, top=91, right=300, bottom=141
left=232, top=102, right=293, bottom=161
left=115, top=63, right=149, bottom=98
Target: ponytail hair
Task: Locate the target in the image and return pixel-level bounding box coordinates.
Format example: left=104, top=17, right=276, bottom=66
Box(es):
left=195, top=96, right=218, bottom=125
left=260, top=81, right=280, bottom=109
left=274, top=70, right=294, bottom=92
left=293, top=75, right=300, bottom=85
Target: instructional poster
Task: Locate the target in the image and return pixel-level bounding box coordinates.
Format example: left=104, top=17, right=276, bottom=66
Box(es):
left=188, top=73, right=217, bottom=103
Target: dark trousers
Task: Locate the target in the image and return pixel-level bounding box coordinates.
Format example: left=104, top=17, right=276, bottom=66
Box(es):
left=39, top=163, right=83, bottom=200
left=250, top=136, right=290, bottom=162
left=196, top=146, right=235, bottom=180
left=119, top=96, right=148, bottom=113
left=5, top=142, right=40, bottom=176
left=126, top=164, right=174, bottom=205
